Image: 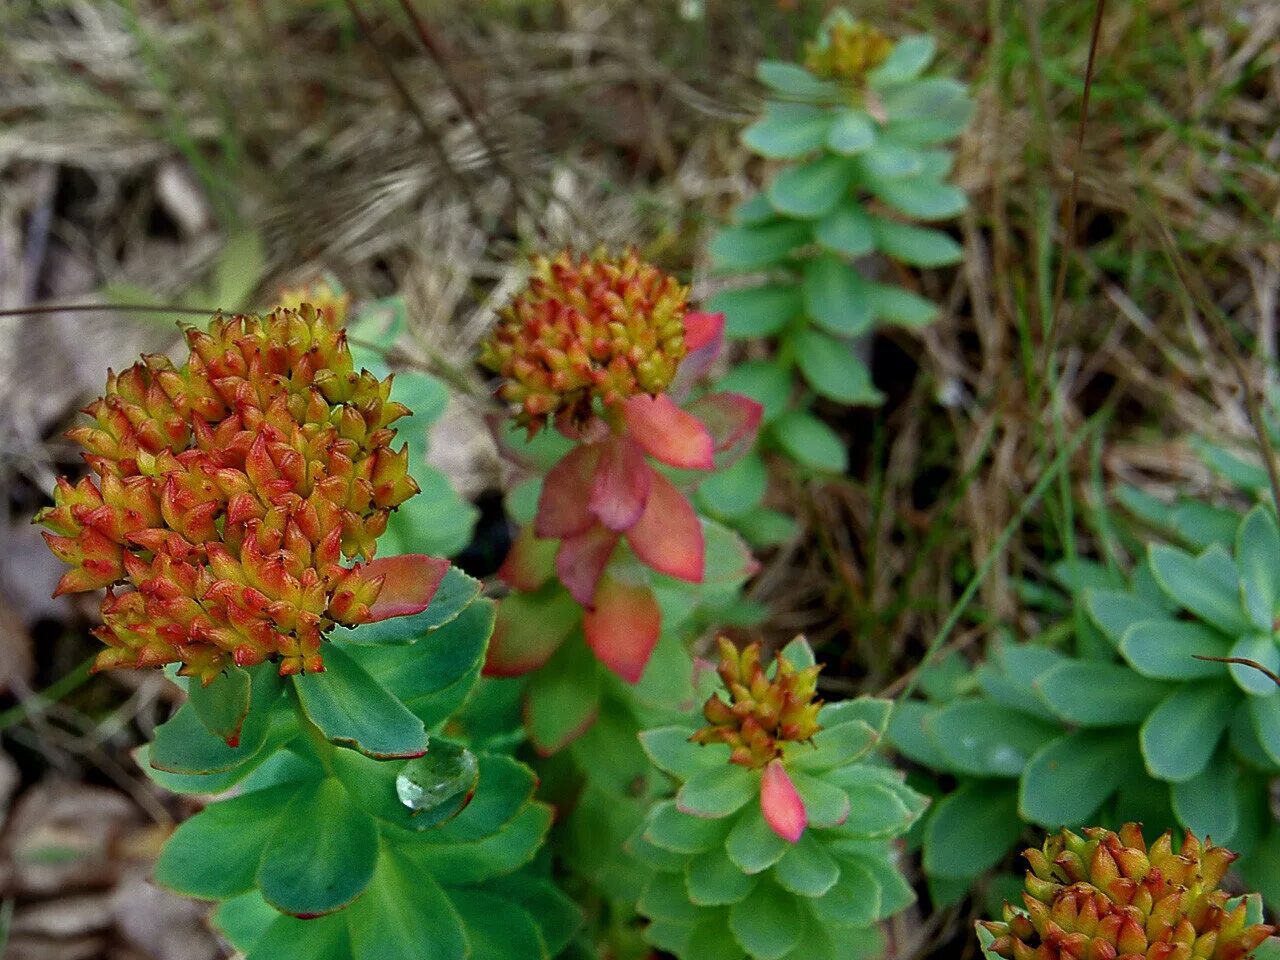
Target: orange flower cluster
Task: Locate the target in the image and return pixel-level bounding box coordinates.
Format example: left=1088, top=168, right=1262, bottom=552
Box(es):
left=804, top=18, right=893, bottom=82
left=37, top=304, right=422, bottom=681
left=479, top=249, right=689, bottom=434
left=982, top=824, right=1275, bottom=960
left=691, top=639, right=823, bottom=769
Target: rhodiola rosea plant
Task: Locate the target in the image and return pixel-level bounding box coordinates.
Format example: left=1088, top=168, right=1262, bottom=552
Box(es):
left=700, top=10, right=972, bottom=536
left=632, top=637, right=927, bottom=960
left=36, top=304, right=575, bottom=959
left=479, top=248, right=763, bottom=754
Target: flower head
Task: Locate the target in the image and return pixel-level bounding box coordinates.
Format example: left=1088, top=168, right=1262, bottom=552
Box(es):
left=690, top=638, right=823, bottom=768
left=804, top=14, right=893, bottom=82
left=277, top=278, right=351, bottom=328
left=36, top=304, right=446, bottom=682
left=479, top=249, right=690, bottom=435
left=980, top=824, right=1275, bottom=960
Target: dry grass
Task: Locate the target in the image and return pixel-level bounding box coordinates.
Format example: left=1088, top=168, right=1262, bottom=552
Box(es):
left=0, top=0, right=1277, bottom=956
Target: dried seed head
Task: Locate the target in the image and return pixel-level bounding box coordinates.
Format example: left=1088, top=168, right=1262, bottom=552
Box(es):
left=36, top=304, right=420, bottom=681
left=690, top=638, right=823, bottom=768
left=479, top=249, right=689, bottom=435
left=980, top=824, right=1274, bottom=960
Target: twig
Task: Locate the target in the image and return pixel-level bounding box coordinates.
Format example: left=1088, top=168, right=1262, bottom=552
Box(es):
left=0, top=303, right=219, bottom=319
left=1193, top=655, right=1280, bottom=688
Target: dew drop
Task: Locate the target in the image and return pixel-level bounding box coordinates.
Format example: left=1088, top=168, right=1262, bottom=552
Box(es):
left=395, top=740, right=480, bottom=829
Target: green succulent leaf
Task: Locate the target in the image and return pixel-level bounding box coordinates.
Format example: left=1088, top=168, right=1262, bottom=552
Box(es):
left=923, top=700, right=1060, bottom=777
left=256, top=778, right=379, bottom=917
left=449, top=888, right=549, bottom=960
left=676, top=764, right=756, bottom=819
left=733, top=192, right=777, bottom=225
left=923, top=780, right=1022, bottom=880
left=1020, top=730, right=1134, bottom=826
left=743, top=102, right=834, bottom=159
left=710, top=283, right=803, bottom=339
left=245, top=911, right=352, bottom=960
left=774, top=831, right=840, bottom=897
left=868, top=177, right=967, bottom=220
left=1119, top=619, right=1230, bottom=680
left=711, top=221, right=813, bottom=270
left=412, top=802, right=553, bottom=885
left=792, top=330, right=883, bottom=405
left=786, top=719, right=879, bottom=772
left=640, top=726, right=727, bottom=780
left=865, top=281, right=939, bottom=327
left=789, top=769, right=852, bottom=828
left=685, top=846, right=757, bottom=906
left=1034, top=661, right=1172, bottom=727
left=523, top=637, right=602, bottom=754
left=860, top=143, right=925, bottom=179
left=186, top=664, right=252, bottom=745
left=641, top=872, right=704, bottom=925
left=881, top=79, right=973, bottom=144
left=1249, top=694, right=1280, bottom=766
left=150, top=667, right=283, bottom=775
left=725, top=802, right=790, bottom=874
left=802, top=255, right=873, bottom=337
left=729, top=878, right=805, bottom=960
left=1149, top=543, right=1252, bottom=635
left=811, top=856, right=881, bottom=927
left=814, top=203, right=876, bottom=257
left=1170, top=750, right=1240, bottom=845
left=1085, top=589, right=1171, bottom=647
left=1140, top=681, right=1236, bottom=782
left=756, top=61, right=840, bottom=100
left=1236, top=505, right=1280, bottom=629
left=155, top=782, right=302, bottom=900
left=867, top=35, right=937, bottom=86
left=826, top=109, right=878, bottom=155
left=771, top=411, right=847, bottom=473
left=698, top=450, right=769, bottom=519
left=871, top=218, right=963, bottom=266
left=768, top=154, right=857, bottom=219
left=646, top=800, right=733, bottom=854
left=1227, top=634, right=1280, bottom=696
left=345, top=850, right=468, bottom=960
left=293, top=645, right=428, bottom=760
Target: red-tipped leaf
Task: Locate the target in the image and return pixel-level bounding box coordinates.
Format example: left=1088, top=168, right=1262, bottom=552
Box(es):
left=687, top=391, right=764, bottom=463
left=362, top=554, right=450, bottom=622
left=589, top=436, right=653, bottom=531
left=622, top=394, right=714, bottom=470
left=582, top=576, right=661, bottom=683
left=669, top=311, right=726, bottom=398
left=555, top=525, right=620, bottom=607
left=625, top=473, right=704, bottom=583
left=761, top=760, right=807, bottom=844
left=497, top=526, right=557, bottom=592
left=484, top=589, right=579, bottom=677
left=535, top=444, right=602, bottom=539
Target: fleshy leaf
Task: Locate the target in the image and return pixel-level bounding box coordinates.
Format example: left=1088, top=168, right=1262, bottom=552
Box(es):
left=556, top=524, right=620, bottom=607
left=676, top=764, right=755, bottom=819
left=535, top=445, right=602, bottom=539
left=524, top=638, right=602, bottom=753
left=187, top=663, right=252, bottom=746
left=362, top=554, right=450, bottom=622
left=396, top=740, right=480, bottom=827
left=293, top=645, right=428, bottom=760
left=338, top=565, right=482, bottom=645
left=484, top=586, right=579, bottom=677
left=496, top=526, right=556, bottom=592
left=670, top=310, right=726, bottom=395
left=686, top=392, right=764, bottom=464
left=589, top=437, right=652, bottom=531
left=760, top=760, right=807, bottom=843
left=583, top=575, right=661, bottom=683
left=623, top=394, right=715, bottom=470
left=626, top=473, right=704, bottom=583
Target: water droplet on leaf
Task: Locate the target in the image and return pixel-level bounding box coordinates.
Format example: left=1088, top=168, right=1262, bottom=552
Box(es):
left=395, top=740, right=479, bottom=829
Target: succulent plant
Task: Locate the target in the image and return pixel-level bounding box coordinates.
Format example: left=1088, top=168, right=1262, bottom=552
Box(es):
left=631, top=638, right=926, bottom=960
left=698, top=10, right=972, bottom=539
left=480, top=249, right=762, bottom=751
left=978, top=823, right=1276, bottom=960
left=35, top=303, right=446, bottom=685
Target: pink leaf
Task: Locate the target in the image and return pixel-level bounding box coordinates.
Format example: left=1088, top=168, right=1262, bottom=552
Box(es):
left=555, top=525, right=620, bottom=606
left=497, top=526, right=557, bottom=592
left=362, top=554, right=450, bottom=622
left=589, top=436, right=653, bottom=531
left=687, top=391, right=764, bottom=463
left=535, top=444, right=602, bottom=539
left=583, top=576, right=661, bottom=683
left=670, top=311, right=726, bottom=398
left=625, top=472, right=704, bottom=583
left=622, top=394, right=714, bottom=470
left=760, top=760, right=807, bottom=844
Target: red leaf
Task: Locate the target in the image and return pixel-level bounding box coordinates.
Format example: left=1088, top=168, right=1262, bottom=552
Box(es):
left=589, top=436, right=653, bottom=531
left=498, top=526, right=557, bottom=592
left=687, top=391, right=763, bottom=462
left=535, top=444, right=602, bottom=539
left=625, top=472, right=704, bottom=583
left=622, top=394, right=714, bottom=470
left=582, top=576, right=660, bottom=683
left=670, top=311, right=726, bottom=399
left=761, top=760, right=807, bottom=843
left=484, top=589, right=579, bottom=677
left=555, top=525, right=620, bottom=606
left=363, top=554, right=450, bottom=622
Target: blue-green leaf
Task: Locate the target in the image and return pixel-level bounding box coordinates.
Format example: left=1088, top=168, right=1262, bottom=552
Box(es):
left=743, top=102, right=834, bottom=159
